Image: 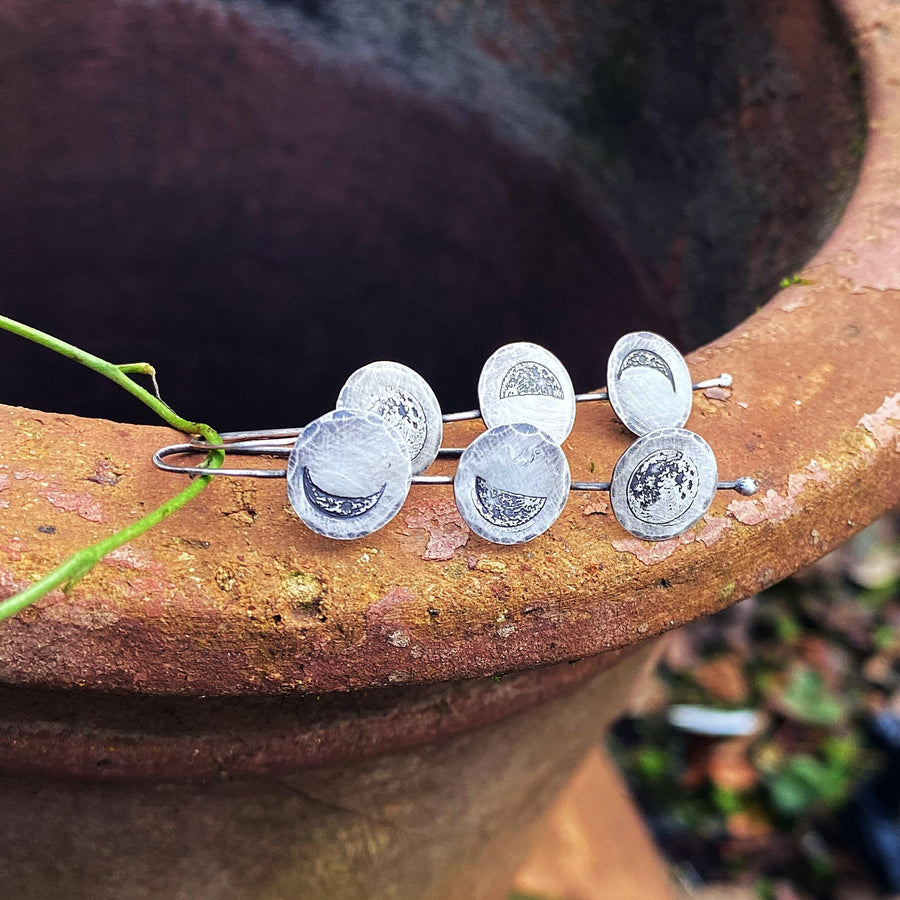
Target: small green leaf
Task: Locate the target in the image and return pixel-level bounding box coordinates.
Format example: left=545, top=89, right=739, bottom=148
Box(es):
left=873, top=624, right=896, bottom=650
left=778, top=667, right=845, bottom=726
left=635, top=746, right=669, bottom=782
left=779, top=274, right=813, bottom=288
left=766, top=753, right=854, bottom=818
left=711, top=785, right=744, bottom=816
left=770, top=772, right=812, bottom=817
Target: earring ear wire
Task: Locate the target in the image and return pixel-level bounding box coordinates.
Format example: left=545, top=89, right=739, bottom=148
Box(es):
left=153, top=334, right=757, bottom=544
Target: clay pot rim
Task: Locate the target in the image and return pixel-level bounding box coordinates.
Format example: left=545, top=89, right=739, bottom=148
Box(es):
left=0, top=0, right=898, bottom=702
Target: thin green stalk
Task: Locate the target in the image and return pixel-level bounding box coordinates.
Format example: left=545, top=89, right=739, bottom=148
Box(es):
left=114, top=362, right=161, bottom=399
left=0, top=315, right=212, bottom=440
left=0, top=315, right=223, bottom=622
left=0, top=476, right=212, bottom=621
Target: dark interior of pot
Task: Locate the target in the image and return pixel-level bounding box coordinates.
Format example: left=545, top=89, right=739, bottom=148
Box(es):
left=0, top=0, right=863, bottom=429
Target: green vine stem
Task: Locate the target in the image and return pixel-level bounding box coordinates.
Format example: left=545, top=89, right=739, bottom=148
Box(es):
left=0, top=477, right=216, bottom=622
left=0, top=315, right=223, bottom=622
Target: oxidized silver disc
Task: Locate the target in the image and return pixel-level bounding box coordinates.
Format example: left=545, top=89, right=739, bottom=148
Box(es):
left=606, top=331, right=693, bottom=436
left=336, top=361, right=442, bottom=475
left=287, top=409, right=412, bottom=540
left=454, top=423, right=571, bottom=545
left=478, top=342, right=576, bottom=445
left=610, top=427, right=718, bottom=541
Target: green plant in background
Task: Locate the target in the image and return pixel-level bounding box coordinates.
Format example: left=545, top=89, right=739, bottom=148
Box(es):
left=763, top=740, right=861, bottom=820
left=774, top=667, right=847, bottom=728
left=609, top=517, right=900, bottom=895
left=0, top=315, right=223, bottom=622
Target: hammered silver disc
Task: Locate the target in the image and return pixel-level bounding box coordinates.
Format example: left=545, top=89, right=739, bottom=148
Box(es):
left=606, top=331, right=693, bottom=436
left=454, top=423, right=570, bottom=544
left=336, top=361, right=442, bottom=475
left=610, top=427, right=718, bottom=541
left=478, top=342, right=576, bottom=445
left=287, top=409, right=412, bottom=540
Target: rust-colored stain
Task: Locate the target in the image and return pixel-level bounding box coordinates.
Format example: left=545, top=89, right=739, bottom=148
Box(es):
left=404, top=500, right=470, bottom=561
left=581, top=498, right=609, bottom=517
left=612, top=513, right=736, bottom=566
left=859, top=393, right=900, bottom=450
left=0, top=0, right=897, bottom=726
left=727, top=459, right=833, bottom=527
left=40, top=489, right=105, bottom=523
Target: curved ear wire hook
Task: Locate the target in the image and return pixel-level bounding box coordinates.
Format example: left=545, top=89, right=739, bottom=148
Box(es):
left=153, top=427, right=756, bottom=544
left=153, top=443, right=288, bottom=479
left=153, top=443, right=456, bottom=484
left=185, top=435, right=468, bottom=459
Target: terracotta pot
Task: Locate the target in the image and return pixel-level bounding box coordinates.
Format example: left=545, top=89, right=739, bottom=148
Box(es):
left=0, top=0, right=897, bottom=895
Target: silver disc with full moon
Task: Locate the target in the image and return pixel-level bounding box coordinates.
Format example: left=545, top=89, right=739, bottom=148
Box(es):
left=454, top=423, right=571, bottom=544
left=287, top=409, right=412, bottom=539
left=337, top=361, right=442, bottom=475
left=610, top=427, right=718, bottom=541
left=606, top=331, right=693, bottom=436
left=478, top=342, right=576, bottom=445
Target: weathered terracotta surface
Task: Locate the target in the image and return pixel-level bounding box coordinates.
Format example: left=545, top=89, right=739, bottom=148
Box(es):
left=0, top=646, right=634, bottom=782
left=0, top=1, right=896, bottom=706
left=0, top=639, right=659, bottom=900
left=513, top=746, right=677, bottom=900
left=0, top=0, right=895, bottom=896
left=2, top=278, right=898, bottom=701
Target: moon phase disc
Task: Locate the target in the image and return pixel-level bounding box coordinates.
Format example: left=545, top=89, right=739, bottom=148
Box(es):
left=473, top=475, right=547, bottom=527
left=302, top=467, right=386, bottom=519
left=626, top=450, right=699, bottom=525
left=337, top=361, right=443, bottom=475
left=499, top=361, right=565, bottom=400
left=454, top=423, right=570, bottom=544
left=287, top=409, right=412, bottom=539
left=610, top=428, right=718, bottom=541
left=478, top=343, right=576, bottom=445
left=619, top=349, right=676, bottom=391
left=607, top=332, right=693, bottom=436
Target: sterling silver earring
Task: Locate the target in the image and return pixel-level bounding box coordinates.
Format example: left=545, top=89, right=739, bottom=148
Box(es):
left=152, top=333, right=756, bottom=545
left=286, top=409, right=413, bottom=541
left=607, top=427, right=756, bottom=541
left=452, top=423, right=571, bottom=544
left=573, top=331, right=731, bottom=435
left=335, top=361, right=443, bottom=475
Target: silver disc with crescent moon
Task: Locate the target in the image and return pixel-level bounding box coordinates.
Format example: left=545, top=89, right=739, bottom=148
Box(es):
left=454, top=423, right=571, bottom=544
left=337, top=361, right=443, bottom=475
left=478, top=342, right=576, bottom=445
left=287, top=409, right=412, bottom=539
left=606, top=332, right=693, bottom=436
left=609, top=427, right=718, bottom=541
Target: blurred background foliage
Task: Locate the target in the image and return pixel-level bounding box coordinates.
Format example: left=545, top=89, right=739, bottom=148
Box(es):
left=610, top=512, right=900, bottom=899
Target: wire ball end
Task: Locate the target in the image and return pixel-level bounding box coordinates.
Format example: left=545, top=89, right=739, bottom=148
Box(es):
left=735, top=476, right=758, bottom=496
